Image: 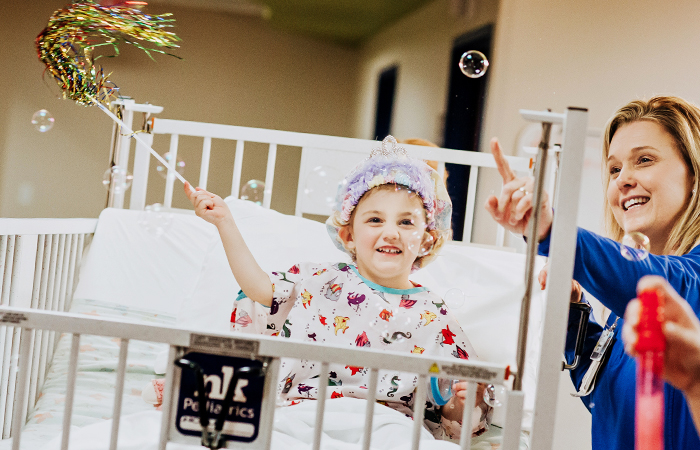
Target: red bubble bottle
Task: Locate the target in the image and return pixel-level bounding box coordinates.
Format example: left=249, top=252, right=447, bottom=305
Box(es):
left=636, top=289, right=666, bottom=450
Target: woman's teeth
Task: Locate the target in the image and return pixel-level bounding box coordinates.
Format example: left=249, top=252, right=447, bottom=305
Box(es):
left=623, top=197, right=649, bottom=211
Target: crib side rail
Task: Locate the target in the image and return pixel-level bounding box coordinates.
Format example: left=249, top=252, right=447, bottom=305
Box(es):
left=0, top=306, right=523, bottom=450
left=142, top=118, right=532, bottom=246
left=0, top=218, right=96, bottom=440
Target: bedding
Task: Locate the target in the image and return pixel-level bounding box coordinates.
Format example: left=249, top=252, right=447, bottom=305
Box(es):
left=0, top=299, right=174, bottom=450
left=40, top=397, right=530, bottom=450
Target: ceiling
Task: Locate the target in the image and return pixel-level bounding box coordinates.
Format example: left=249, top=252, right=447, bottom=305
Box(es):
left=150, top=0, right=435, bottom=47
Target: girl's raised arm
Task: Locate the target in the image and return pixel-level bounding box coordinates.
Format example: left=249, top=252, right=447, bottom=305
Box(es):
left=185, top=182, right=273, bottom=306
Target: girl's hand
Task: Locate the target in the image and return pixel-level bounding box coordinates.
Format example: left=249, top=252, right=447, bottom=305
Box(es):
left=538, top=263, right=583, bottom=303
left=484, top=138, right=553, bottom=241
left=184, top=181, right=232, bottom=227
left=440, top=382, right=488, bottom=424
left=623, top=276, right=700, bottom=398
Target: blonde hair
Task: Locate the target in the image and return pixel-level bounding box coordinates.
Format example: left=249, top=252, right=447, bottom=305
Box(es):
left=602, top=96, right=700, bottom=255
left=329, top=184, right=451, bottom=269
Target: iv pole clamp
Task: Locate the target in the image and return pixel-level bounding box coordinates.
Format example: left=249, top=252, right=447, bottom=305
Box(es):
left=513, top=119, right=552, bottom=392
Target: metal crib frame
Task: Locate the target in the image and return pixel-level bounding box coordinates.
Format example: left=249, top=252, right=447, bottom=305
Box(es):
left=0, top=106, right=588, bottom=449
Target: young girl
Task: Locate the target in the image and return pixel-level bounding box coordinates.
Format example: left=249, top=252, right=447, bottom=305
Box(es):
left=184, top=136, right=491, bottom=439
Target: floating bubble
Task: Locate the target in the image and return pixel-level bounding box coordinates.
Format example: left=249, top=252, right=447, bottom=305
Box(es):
left=459, top=50, right=489, bottom=78
left=304, top=166, right=343, bottom=211
left=139, top=203, right=173, bottom=237
left=444, top=288, right=465, bottom=309
left=240, top=180, right=266, bottom=205
left=102, top=166, right=133, bottom=194
left=32, top=109, right=54, bottom=132
left=156, top=152, right=185, bottom=179
left=620, top=232, right=650, bottom=262
left=483, top=384, right=502, bottom=407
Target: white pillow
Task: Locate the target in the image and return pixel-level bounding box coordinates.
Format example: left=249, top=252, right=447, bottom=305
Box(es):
left=74, top=208, right=217, bottom=313
left=176, top=198, right=350, bottom=330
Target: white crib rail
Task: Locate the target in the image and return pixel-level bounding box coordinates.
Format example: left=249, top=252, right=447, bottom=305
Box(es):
left=134, top=118, right=532, bottom=245
left=0, top=306, right=515, bottom=450
left=0, top=219, right=96, bottom=440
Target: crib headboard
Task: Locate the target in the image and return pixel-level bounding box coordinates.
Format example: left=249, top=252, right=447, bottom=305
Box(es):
left=111, top=102, right=533, bottom=246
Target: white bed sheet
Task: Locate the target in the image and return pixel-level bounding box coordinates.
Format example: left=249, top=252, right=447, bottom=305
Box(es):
left=40, top=398, right=529, bottom=450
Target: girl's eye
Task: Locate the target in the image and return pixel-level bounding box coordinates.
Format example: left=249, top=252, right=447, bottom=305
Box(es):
left=400, top=219, right=415, bottom=226
left=609, top=166, right=620, bottom=176
left=638, top=156, right=653, bottom=164
left=368, top=217, right=382, bottom=223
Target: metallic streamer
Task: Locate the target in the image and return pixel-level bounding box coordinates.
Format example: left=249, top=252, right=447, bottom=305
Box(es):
left=36, top=1, right=181, bottom=106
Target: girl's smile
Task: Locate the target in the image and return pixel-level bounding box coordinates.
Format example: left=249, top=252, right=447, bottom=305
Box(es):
left=340, top=186, right=428, bottom=289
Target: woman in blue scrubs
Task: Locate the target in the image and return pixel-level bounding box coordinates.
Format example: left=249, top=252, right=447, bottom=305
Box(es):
left=486, top=96, right=700, bottom=450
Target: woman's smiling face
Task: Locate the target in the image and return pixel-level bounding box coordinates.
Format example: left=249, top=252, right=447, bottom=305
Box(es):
left=606, top=120, right=693, bottom=254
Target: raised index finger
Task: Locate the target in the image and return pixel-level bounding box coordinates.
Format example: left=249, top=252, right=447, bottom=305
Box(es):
left=491, top=138, right=516, bottom=183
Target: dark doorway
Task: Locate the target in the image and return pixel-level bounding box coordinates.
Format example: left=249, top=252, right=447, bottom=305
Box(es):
left=443, top=25, right=492, bottom=241
left=373, top=66, right=398, bottom=140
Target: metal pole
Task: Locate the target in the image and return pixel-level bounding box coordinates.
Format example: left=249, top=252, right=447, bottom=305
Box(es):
left=513, top=121, right=552, bottom=391
left=106, top=103, right=124, bottom=209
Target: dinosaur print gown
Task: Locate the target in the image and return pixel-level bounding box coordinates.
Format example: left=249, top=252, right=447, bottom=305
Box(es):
left=230, top=262, right=489, bottom=437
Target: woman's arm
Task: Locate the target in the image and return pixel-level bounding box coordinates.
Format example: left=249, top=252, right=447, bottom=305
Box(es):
left=538, top=228, right=700, bottom=319
left=185, top=182, right=273, bottom=306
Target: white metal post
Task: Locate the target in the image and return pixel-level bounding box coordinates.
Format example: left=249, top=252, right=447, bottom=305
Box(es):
left=130, top=132, right=155, bottom=211
left=164, top=134, right=179, bottom=208
left=529, top=107, right=588, bottom=450
left=263, top=143, right=277, bottom=209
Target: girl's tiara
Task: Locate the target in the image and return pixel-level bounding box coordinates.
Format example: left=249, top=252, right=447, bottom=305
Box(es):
left=325, top=135, right=452, bottom=269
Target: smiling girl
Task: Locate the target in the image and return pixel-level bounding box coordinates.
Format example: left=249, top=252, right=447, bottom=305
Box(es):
left=186, top=136, right=491, bottom=440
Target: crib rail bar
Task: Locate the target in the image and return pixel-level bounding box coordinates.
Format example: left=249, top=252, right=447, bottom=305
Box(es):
left=61, top=333, right=80, bottom=450
left=311, top=361, right=329, bottom=450
left=199, top=137, right=212, bottom=190
left=500, top=390, right=525, bottom=450
left=158, top=346, right=179, bottom=450
left=410, top=374, right=428, bottom=450
left=361, top=368, right=379, bottom=450
left=164, top=134, right=180, bottom=208
left=262, top=144, right=276, bottom=209
left=0, top=219, right=97, bottom=236
left=109, top=339, right=130, bottom=450
left=231, top=140, right=245, bottom=199
left=130, top=132, right=154, bottom=211
left=458, top=382, right=477, bottom=449
left=152, top=118, right=531, bottom=172
left=463, top=166, right=479, bottom=243
left=0, top=306, right=507, bottom=385
left=10, top=328, right=32, bottom=450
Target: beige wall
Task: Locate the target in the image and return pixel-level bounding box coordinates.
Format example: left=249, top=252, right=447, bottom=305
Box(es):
left=0, top=1, right=359, bottom=217
left=354, top=0, right=499, bottom=143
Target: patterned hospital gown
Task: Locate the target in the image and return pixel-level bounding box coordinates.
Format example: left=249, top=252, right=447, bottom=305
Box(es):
left=230, top=262, right=489, bottom=437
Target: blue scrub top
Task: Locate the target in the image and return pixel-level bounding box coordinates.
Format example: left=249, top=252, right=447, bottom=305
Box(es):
left=539, top=227, right=700, bottom=450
